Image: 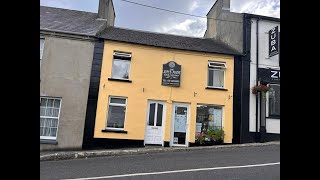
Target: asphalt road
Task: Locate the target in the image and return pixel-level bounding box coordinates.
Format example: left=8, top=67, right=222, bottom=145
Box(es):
left=40, top=144, right=280, bottom=180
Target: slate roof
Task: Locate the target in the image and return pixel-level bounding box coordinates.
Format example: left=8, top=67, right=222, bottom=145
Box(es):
left=40, top=6, right=107, bottom=36
left=98, top=27, right=242, bottom=55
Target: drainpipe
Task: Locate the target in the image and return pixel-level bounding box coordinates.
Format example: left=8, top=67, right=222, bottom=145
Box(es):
left=255, top=17, right=260, bottom=142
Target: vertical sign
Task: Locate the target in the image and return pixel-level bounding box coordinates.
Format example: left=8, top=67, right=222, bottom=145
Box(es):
left=162, top=61, right=181, bottom=86
left=269, top=26, right=279, bottom=57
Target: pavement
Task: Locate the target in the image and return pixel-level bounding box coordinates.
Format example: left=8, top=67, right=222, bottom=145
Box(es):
left=40, top=143, right=280, bottom=180
left=40, top=141, right=280, bottom=162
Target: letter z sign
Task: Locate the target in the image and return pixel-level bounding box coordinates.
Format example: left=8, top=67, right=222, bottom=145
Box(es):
left=269, top=26, right=279, bottom=57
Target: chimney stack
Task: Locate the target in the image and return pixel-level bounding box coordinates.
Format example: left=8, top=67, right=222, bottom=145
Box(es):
left=98, top=0, right=115, bottom=26
left=222, top=0, right=230, bottom=11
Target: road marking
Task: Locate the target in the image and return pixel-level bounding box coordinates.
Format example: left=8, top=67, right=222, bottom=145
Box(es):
left=62, top=162, right=280, bottom=180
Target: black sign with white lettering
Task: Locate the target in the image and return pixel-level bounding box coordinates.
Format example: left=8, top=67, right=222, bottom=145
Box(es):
left=269, top=26, right=279, bottom=57
left=258, top=68, right=280, bottom=84
left=162, top=61, right=181, bottom=87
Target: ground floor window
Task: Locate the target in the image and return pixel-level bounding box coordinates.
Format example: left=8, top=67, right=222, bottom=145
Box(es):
left=195, top=104, right=223, bottom=144
left=40, top=97, right=61, bottom=140
left=106, top=97, right=127, bottom=129
left=268, top=84, right=280, bottom=117
left=196, top=105, right=223, bottom=132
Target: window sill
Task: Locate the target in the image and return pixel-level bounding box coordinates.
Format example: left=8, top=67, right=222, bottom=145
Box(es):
left=108, top=78, right=132, bottom=83
left=40, top=139, right=58, bottom=144
left=206, top=87, right=228, bottom=91
left=266, top=116, right=280, bottom=119
left=102, top=129, right=128, bottom=133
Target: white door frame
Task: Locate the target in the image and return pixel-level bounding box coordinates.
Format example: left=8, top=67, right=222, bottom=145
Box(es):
left=144, top=100, right=166, bottom=146
left=170, top=102, right=190, bottom=147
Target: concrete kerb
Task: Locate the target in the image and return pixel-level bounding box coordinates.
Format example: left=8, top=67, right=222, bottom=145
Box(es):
left=40, top=141, right=279, bottom=162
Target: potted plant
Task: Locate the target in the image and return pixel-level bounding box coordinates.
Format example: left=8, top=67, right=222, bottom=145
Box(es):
left=252, top=84, right=270, bottom=99
left=211, top=129, right=225, bottom=145
left=252, top=84, right=270, bottom=94
left=195, top=128, right=224, bottom=145
left=195, top=132, right=206, bottom=145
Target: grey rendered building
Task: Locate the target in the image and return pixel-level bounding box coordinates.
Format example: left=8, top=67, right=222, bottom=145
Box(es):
left=40, top=0, right=115, bottom=151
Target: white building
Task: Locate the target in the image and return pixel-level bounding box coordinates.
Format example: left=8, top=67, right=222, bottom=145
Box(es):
left=205, top=0, right=280, bottom=143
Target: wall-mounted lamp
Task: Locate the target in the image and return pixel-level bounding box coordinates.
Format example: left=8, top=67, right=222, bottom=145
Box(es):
left=194, top=92, right=197, bottom=97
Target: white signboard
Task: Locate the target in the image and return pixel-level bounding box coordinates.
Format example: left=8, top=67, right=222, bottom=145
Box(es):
left=174, top=115, right=187, bottom=133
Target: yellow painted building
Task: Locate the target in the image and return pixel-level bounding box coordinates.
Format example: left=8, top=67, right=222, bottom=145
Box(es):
left=93, top=27, right=240, bottom=147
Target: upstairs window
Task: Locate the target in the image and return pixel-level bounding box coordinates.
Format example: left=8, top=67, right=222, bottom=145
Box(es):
left=111, top=51, right=132, bottom=80
left=207, top=61, right=226, bottom=88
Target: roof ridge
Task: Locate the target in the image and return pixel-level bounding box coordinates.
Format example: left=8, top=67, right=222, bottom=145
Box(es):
left=109, top=26, right=210, bottom=40
left=99, top=27, right=242, bottom=55
left=40, top=5, right=97, bottom=15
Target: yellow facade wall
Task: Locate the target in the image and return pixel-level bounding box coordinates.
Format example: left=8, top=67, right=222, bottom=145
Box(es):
left=94, top=40, right=234, bottom=144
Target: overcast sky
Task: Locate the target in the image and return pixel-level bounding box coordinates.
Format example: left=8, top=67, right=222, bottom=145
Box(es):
left=40, top=0, right=280, bottom=37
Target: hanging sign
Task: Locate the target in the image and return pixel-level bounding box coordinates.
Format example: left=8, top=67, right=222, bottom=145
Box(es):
left=269, top=26, right=279, bottom=57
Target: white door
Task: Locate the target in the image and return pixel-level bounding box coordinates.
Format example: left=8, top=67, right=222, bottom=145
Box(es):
left=171, top=103, right=190, bottom=147
left=144, top=101, right=165, bottom=145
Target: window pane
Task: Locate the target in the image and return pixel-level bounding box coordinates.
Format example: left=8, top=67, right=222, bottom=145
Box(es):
left=54, top=99, right=60, bottom=108
left=40, top=107, right=46, bottom=116
left=40, top=98, right=47, bottom=107
left=52, top=108, right=60, bottom=117
left=213, top=70, right=224, bottom=88
left=110, top=98, right=126, bottom=104
left=111, top=60, right=130, bottom=79
left=212, top=108, right=222, bottom=129
left=40, top=39, right=44, bottom=59
left=148, top=103, right=156, bottom=126
left=51, top=118, right=58, bottom=127
left=208, top=69, right=213, bottom=87
left=176, top=107, right=187, bottom=115
left=42, top=127, right=49, bottom=137
left=40, top=39, right=44, bottom=49
left=47, top=99, right=54, bottom=107
left=45, top=108, right=54, bottom=117
left=40, top=127, right=44, bottom=136
left=156, top=104, right=163, bottom=126
left=269, top=85, right=280, bottom=116
left=50, top=128, right=57, bottom=137
left=40, top=118, right=45, bottom=127
left=107, top=105, right=126, bottom=128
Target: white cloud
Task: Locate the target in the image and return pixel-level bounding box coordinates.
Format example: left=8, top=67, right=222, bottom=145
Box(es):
left=231, top=0, right=280, bottom=18
left=189, top=1, right=199, bottom=12
left=40, top=0, right=280, bottom=37
left=155, top=18, right=207, bottom=37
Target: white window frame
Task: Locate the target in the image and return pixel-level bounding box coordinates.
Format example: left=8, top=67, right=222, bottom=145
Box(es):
left=111, top=51, right=132, bottom=80
left=207, top=61, right=226, bottom=89
left=40, top=97, right=62, bottom=140
left=266, top=84, right=280, bottom=118
left=40, top=38, right=45, bottom=68
left=106, top=96, right=128, bottom=130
